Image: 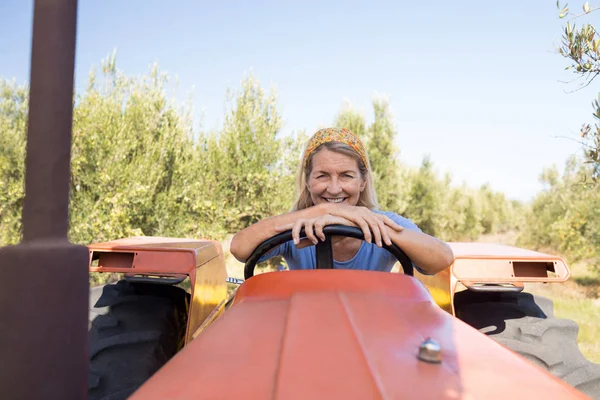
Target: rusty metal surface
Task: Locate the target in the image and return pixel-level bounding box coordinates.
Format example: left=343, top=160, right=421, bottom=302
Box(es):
left=0, top=0, right=88, bottom=399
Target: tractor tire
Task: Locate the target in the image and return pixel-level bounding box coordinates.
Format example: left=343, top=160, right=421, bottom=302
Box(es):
left=88, top=280, right=189, bottom=400
left=454, top=291, right=600, bottom=399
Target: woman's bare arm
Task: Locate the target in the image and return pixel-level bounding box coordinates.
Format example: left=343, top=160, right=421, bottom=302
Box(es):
left=385, top=227, right=454, bottom=275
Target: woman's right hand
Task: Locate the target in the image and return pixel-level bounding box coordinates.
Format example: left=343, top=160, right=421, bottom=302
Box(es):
left=275, top=214, right=356, bottom=248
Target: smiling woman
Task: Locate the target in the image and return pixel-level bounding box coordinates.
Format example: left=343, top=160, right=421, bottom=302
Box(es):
left=230, top=127, right=454, bottom=274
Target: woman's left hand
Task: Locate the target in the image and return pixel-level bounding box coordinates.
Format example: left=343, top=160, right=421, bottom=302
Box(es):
left=325, top=204, right=403, bottom=247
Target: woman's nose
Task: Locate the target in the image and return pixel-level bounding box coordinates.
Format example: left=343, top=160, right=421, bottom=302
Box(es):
left=327, top=178, right=342, bottom=194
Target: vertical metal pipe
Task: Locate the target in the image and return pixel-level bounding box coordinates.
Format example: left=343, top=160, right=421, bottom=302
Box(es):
left=22, top=0, right=78, bottom=242
left=0, top=0, right=88, bottom=399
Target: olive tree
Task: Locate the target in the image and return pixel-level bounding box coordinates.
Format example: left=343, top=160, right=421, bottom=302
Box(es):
left=557, top=1, right=600, bottom=178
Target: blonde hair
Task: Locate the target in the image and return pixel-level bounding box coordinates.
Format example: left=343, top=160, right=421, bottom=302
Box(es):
left=292, top=141, right=379, bottom=211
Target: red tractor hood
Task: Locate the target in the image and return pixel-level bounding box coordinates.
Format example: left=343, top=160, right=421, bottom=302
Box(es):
left=131, top=270, right=587, bottom=399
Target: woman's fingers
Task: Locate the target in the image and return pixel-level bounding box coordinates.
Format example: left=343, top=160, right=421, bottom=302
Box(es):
left=361, top=214, right=381, bottom=247
left=331, top=207, right=373, bottom=243
left=314, top=218, right=326, bottom=242
left=292, top=219, right=305, bottom=245
left=377, top=218, right=392, bottom=246
left=350, top=209, right=379, bottom=246
left=328, top=205, right=406, bottom=246
left=304, top=218, right=318, bottom=245
left=329, top=206, right=379, bottom=244
left=289, top=216, right=337, bottom=247
left=329, top=204, right=403, bottom=231
left=355, top=218, right=372, bottom=244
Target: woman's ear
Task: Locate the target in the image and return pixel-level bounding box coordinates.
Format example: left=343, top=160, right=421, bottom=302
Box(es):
left=360, top=178, right=367, bottom=192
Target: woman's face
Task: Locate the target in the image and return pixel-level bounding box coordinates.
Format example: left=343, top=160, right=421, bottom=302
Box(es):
left=307, top=148, right=366, bottom=206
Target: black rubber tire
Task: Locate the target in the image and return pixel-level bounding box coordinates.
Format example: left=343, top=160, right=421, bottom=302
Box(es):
left=455, top=291, right=600, bottom=399
left=88, top=280, right=189, bottom=400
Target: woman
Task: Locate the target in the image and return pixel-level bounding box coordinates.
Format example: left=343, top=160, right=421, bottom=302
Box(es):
left=230, top=127, right=453, bottom=274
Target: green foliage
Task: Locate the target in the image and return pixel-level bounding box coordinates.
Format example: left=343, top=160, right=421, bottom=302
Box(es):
left=366, top=97, right=403, bottom=212
left=0, top=79, right=27, bottom=245
left=403, top=157, right=443, bottom=236
left=0, top=58, right=521, bottom=262
left=399, top=159, right=521, bottom=241
left=557, top=1, right=600, bottom=179
left=518, top=157, right=600, bottom=264
left=333, top=101, right=367, bottom=137
left=197, top=74, right=303, bottom=233
left=547, top=3, right=600, bottom=269
left=69, top=57, right=217, bottom=244
left=439, top=185, right=484, bottom=241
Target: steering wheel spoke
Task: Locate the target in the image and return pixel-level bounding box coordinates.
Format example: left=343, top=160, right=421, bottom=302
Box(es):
left=315, top=236, right=334, bottom=269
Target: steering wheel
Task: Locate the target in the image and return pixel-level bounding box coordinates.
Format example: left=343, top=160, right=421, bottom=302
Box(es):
left=244, top=224, right=414, bottom=279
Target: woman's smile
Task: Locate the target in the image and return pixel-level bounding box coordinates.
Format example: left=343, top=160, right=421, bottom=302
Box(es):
left=323, top=197, right=348, bottom=203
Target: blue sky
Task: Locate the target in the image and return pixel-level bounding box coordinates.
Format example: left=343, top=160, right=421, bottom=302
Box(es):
left=1, top=1, right=595, bottom=201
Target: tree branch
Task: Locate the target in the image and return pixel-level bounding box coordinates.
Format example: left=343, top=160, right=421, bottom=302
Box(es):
left=564, top=6, right=600, bottom=22
left=552, top=134, right=598, bottom=150
left=562, top=73, right=600, bottom=92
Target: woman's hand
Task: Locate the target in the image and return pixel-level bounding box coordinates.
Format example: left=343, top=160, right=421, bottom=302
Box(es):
left=324, top=204, right=403, bottom=247
left=275, top=214, right=356, bottom=248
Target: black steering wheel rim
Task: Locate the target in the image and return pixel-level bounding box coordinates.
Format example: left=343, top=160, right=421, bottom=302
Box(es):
left=244, top=224, right=414, bottom=279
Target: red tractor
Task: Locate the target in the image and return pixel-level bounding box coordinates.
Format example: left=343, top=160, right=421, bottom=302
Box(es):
left=1, top=1, right=598, bottom=399
left=86, top=229, right=599, bottom=399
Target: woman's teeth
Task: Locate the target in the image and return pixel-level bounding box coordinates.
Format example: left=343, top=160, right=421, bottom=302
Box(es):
left=325, top=198, right=345, bottom=203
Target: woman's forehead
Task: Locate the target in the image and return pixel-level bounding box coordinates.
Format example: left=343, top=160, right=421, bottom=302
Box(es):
left=310, top=148, right=360, bottom=171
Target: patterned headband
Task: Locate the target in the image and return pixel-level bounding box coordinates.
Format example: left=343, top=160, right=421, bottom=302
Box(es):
left=303, top=127, right=369, bottom=170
